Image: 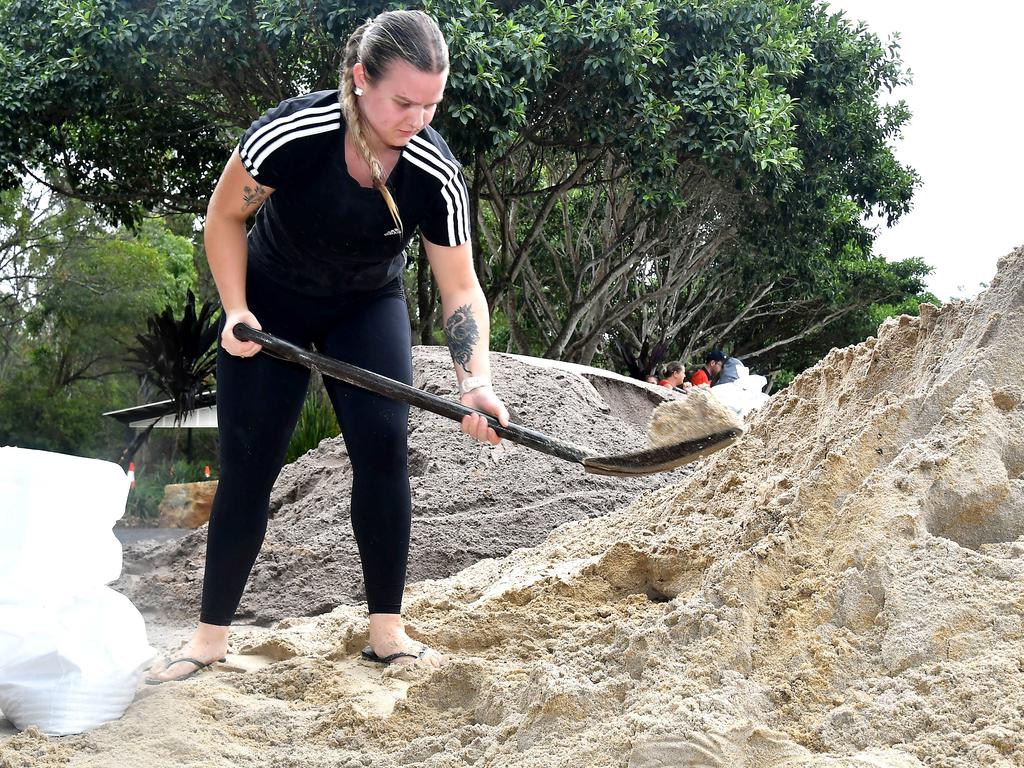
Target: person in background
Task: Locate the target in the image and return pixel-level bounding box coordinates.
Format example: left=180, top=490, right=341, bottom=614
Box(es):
left=658, top=361, right=691, bottom=391
left=645, top=374, right=658, bottom=384
left=689, top=349, right=727, bottom=388
left=715, top=355, right=745, bottom=386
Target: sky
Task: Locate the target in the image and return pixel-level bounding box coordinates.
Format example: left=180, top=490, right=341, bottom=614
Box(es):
left=825, top=1, right=1023, bottom=301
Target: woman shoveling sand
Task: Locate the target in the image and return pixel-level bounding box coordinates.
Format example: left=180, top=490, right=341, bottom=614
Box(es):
left=144, top=10, right=745, bottom=683
left=146, top=10, right=510, bottom=683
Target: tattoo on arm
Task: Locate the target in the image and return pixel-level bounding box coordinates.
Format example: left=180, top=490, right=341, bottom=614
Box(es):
left=242, top=183, right=269, bottom=212
left=444, top=303, right=479, bottom=374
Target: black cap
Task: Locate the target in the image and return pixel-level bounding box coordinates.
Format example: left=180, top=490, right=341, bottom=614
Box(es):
left=706, top=349, right=727, bottom=363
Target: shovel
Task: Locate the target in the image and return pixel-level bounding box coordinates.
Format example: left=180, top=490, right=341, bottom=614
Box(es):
left=233, top=323, right=740, bottom=477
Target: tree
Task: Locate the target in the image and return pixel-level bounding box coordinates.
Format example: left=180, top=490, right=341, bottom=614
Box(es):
left=0, top=184, right=198, bottom=455
left=0, top=0, right=924, bottom=380
left=440, top=0, right=923, bottom=367
left=127, top=289, right=218, bottom=421
left=121, top=288, right=219, bottom=466
left=0, top=0, right=378, bottom=223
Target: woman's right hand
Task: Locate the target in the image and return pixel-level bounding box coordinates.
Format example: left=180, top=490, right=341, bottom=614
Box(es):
left=221, top=308, right=264, bottom=358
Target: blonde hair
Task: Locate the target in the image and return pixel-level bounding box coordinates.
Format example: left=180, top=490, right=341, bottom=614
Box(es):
left=341, top=10, right=449, bottom=237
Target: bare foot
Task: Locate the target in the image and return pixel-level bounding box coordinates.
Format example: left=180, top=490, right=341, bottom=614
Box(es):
left=146, top=622, right=231, bottom=683
left=366, top=613, right=443, bottom=668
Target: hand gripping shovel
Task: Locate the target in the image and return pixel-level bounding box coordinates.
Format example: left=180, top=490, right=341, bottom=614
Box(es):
left=233, top=323, right=740, bottom=476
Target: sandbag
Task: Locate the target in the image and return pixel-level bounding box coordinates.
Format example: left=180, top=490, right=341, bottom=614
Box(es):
left=712, top=371, right=770, bottom=418
left=0, top=447, right=155, bottom=735
left=0, top=447, right=126, bottom=595
left=0, top=589, right=154, bottom=736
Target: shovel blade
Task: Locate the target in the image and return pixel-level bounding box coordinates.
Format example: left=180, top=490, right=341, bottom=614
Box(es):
left=581, top=429, right=742, bottom=477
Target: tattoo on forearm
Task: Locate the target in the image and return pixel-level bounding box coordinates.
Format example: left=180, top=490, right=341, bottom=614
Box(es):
left=242, top=183, right=269, bottom=212
left=444, top=304, right=479, bottom=374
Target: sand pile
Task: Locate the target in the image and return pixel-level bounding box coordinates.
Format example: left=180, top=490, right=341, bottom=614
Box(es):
left=114, top=349, right=683, bottom=625
left=4, top=247, right=1023, bottom=767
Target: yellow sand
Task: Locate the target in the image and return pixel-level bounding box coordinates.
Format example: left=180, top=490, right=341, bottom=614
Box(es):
left=3, top=247, right=1023, bottom=768
left=646, top=386, right=745, bottom=448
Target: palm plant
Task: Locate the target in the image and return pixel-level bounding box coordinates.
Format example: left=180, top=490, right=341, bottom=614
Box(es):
left=119, top=290, right=219, bottom=466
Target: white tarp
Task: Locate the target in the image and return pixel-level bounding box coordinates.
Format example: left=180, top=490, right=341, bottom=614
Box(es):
left=711, top=359, right=771, bottom=418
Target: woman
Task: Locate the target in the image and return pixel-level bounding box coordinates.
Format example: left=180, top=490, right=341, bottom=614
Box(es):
left=147, top=10, right=509, bottom=683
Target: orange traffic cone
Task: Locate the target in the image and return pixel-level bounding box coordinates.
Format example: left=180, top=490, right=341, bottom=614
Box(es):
left=127, top=461, right=136, bottom=489
left=204, top=465, right=211, bottom=479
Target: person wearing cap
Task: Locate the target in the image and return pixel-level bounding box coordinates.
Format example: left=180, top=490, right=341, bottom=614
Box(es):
left=689, top=349, right=727, bottom=388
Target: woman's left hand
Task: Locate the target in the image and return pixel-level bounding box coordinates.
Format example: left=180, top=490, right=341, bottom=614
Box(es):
left=459, top=386, right=510, bottom=445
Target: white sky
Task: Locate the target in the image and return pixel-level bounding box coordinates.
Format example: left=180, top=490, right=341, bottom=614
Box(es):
left=826, top=0, right=1023, bottom=301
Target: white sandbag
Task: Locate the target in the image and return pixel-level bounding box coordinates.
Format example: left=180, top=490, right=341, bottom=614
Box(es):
left=0, top=447, right=127, bottom=594
left=737, top=373, right=768, bottom=392
left=0, top=587, right=155, bottom=736
left=0, top=447, right=154, bottom=735
left=712, top=376, right=770, bottom=418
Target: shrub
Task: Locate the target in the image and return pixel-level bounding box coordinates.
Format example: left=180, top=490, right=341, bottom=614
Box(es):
left=285, top=387, right=340, bottom=464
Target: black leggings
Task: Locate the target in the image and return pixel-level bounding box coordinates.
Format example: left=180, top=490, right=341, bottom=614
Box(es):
left=200, top=267, right=413, bottom=625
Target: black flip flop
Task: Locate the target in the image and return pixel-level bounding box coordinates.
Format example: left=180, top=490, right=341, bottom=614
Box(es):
left=144, top=656, right=227, bottom=685
left=360, top=646, right=426, bottom=665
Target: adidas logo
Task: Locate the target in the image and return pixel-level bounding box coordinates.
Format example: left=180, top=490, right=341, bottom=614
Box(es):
left=383, top=227, right=401, bottom=237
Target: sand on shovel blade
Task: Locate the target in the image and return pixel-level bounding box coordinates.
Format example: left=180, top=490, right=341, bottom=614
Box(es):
left=645, top=387, right=745, bottom=449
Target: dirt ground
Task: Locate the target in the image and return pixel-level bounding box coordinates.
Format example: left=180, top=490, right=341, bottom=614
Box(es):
left=2, top=246, right=1022, bottom=768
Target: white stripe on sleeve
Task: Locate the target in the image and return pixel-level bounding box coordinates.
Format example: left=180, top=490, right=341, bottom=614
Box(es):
left=239, top=102, right=341, bottom=176
left=249, top=122, right=339, bottom=175
left=404, top=138, right=470, bottom=245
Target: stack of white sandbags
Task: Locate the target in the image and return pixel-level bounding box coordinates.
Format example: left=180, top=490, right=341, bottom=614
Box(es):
left=0, top=447, right=155, bottom=735
left=712, top=358, right=771, bottom=418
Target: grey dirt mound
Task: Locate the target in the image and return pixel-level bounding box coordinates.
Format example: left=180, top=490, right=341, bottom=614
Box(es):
left=113, top=350, right=688, bottom=625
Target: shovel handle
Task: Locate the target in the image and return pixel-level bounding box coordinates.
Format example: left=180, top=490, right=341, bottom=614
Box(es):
left=232, top=323, right=590, bottom=465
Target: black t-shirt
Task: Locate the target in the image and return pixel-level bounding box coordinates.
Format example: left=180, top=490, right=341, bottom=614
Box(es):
left=237, top=90, right=471, bottom=296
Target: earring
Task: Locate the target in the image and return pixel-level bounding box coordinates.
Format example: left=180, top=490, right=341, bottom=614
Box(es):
left=354, top=86, right=364, bottom=97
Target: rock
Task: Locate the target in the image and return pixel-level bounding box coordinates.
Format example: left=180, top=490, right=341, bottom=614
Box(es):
left=156, top=481, right=218, bottom=528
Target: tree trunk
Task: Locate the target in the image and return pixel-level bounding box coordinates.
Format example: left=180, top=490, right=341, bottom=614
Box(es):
left=416, top=239, right=435, bottom=345
left=117, top=420, right=158, bottom=469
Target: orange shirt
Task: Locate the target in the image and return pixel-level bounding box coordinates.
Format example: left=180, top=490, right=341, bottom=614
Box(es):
left=689, top=368, right=711, bottom=387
